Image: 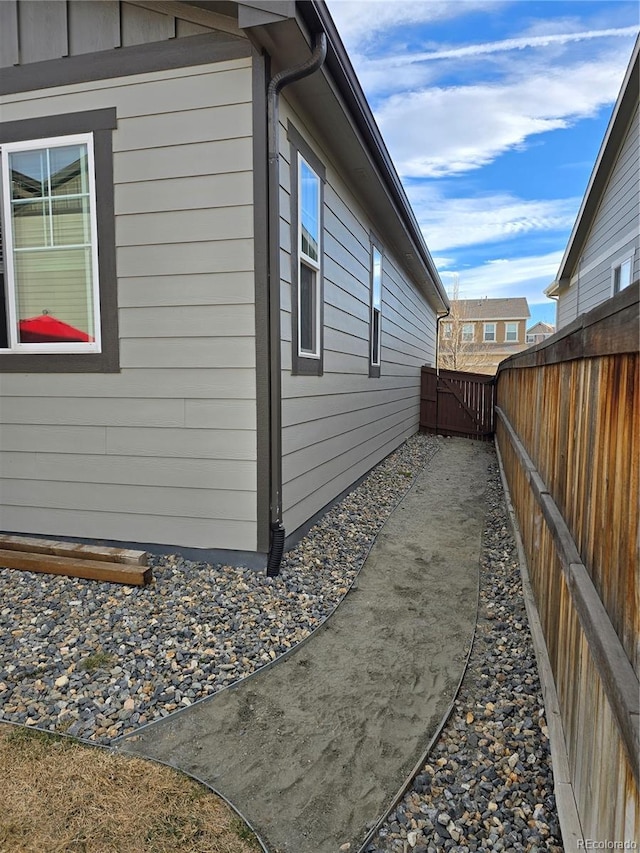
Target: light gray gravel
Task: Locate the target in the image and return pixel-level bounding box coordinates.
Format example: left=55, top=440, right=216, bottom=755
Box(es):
left=0, top=434, right=564, bottom=853
left=0, top=432, right=438, bottom=743
left=365, top=458, right=563, bottom=853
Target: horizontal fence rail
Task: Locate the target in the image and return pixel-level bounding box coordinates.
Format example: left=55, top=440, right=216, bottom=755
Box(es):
left=495, top=283, right=639, bottom=844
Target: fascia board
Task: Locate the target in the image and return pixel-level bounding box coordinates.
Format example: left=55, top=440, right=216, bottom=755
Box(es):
left=242, top=0, right=448, bottom=311
left=308, top=67, right=446, bottom=311
left=237, top=1, right=296, bottom=28
left=294, top=0, right=449, bottom=311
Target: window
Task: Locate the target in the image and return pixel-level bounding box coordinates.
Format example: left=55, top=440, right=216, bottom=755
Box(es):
left=369, top=238, right=382, bottom=377
left=462, top=323, right=474, bottom=342
left=484, top=322, right=496, bottom=342
left=526, top=333, right=535, bottom=343
left=1, top=135, right=100, bottom=351
left=505, top=322, right=518, bottom=342
left=442, top=322, right=452, bottom=339
left=612, top=256, right=633, bottom=295
left=0, top=109, right=118, bottom=373
left=298, top=157, right=320, bottom=357
left=288, top=123, right=325, bottom=376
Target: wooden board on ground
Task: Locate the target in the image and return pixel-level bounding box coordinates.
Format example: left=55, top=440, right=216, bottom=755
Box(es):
left=0, top=535, right=147, bottom=565
left=0, top=536, right=151, bottom=586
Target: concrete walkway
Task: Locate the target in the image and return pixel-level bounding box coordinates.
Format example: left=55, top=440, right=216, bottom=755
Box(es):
left=116, top=439, right=494, bottom=853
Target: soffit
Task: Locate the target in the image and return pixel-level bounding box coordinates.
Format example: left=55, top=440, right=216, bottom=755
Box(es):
left=244, top=8, right=448, bottom=312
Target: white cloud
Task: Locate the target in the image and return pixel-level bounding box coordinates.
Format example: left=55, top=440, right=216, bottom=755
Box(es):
left=431, top=255, right=456, bottom=270
left=408, top=190, right=579, bottom=252
left=439, top=252, right=564, bottom=304
left=370, top=26, right=639, bottom=66
left=351, top=54, right=438, bottom=101
left=326, top=0, right=500, bottom=51
left=376, top=53, right=628, bottom=177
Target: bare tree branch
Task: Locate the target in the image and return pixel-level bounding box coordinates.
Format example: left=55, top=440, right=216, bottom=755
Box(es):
left=438, top=281, right=494, bottom=373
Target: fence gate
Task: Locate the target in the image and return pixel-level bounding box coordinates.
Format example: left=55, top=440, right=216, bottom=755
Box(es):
left=420, top=366, right=495, bottom=440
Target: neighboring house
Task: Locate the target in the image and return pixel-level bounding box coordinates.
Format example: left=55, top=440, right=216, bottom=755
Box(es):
left=0, top=1, right=448, bottom=570
left=525, top=321, right=555, bottom=345
left=438, top=297, right=530, bottom=375
left=546, top=36, right=639, bottom=327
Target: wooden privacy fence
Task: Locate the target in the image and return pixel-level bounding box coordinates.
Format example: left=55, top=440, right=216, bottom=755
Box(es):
left=420, top=366, right=495, bottom=440
left=495, top=284, right=639, bottom=844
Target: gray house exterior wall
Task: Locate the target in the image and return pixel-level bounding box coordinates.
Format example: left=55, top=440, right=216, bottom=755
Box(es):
left=0, top=0, right=445, bottom=562
left=278, top=101, right=437, bottom=534
left=552, top=38, right=639, bottom=330
left=0, top=1, right=242, bottom=66
left=557, top=103, right=639, bottom=327
left=0, top=5, right=261, bottom=554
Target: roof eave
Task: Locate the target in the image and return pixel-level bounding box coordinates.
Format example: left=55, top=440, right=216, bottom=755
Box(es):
left=293, top=1, right=448, bottom=311
left=232, top=0, right=448, bottom=311
left=556, top=35, right=639, bottom=283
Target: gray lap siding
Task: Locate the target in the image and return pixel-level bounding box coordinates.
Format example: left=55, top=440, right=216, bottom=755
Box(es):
left=279, top=102, right=436, bottom=535
left=559, top=103, right=639, bottom=323
left=0, top=57, right=259, bottom=552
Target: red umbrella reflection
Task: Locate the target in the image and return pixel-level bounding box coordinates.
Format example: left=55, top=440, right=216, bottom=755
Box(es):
left=19, top=314, right=94, bottom=343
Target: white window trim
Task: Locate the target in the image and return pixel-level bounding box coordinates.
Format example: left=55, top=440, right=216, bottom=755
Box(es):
left=1, top=132, right=101, bottom=354
left=442, top=322, right=452, bottom=340
left=370, top=245, right=382, bottom=368
left=505, top=322, right=519, bottom=342
left=483, top=322, right=496, bottom=342
left=461, top=323, right=474, bottom=342
left=297, top=154, right=321, bottom=360
left=611, top=250, right=634, bottom=296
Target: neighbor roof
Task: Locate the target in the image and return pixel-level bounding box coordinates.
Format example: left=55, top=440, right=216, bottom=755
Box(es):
left=527, top=321, right=554, bottom=334
left=454, top=298, right=531, bottom=321
left=546, top=34, right=639, bottom=296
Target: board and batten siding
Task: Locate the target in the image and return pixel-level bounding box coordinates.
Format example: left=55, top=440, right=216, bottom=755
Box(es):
left=0, top=0, right=238, bottom=68
left=0, top=56, right=259, bottom=552
left=558, top=103, right=639, bottom=328
left=278, top=101, right=437, bottom=535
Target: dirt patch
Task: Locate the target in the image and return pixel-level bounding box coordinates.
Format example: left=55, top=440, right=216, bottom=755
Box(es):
left=119, top=439, right=494, bottom=853
left=0, top=725, right=260, bottom=853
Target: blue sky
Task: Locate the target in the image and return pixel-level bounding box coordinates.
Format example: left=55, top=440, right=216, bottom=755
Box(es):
left=326, top=0, right=639, bottom=327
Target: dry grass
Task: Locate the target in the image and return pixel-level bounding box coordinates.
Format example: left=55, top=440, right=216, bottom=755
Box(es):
left=0, top=725, right=261, bottom=853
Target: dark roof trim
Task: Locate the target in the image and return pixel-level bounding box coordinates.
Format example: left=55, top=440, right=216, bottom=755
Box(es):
left=555, top=35, right=639, bottom=286
left=294, top=0, right=448, bottom=311
left=0, top=30, right=251, bottom=96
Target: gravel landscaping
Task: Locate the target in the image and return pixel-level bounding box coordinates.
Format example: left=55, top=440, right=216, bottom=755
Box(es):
left=0, top=433, right=564, bottom=852
left=0, top=432, right=438, bottom=743
left=365, top=458, right=563, bottom=853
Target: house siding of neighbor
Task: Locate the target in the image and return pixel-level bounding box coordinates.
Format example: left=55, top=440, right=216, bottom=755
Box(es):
left=438, top=297, right=530, bottom=375
left=525, top=321, right=555, bottom=344
left=0, top=1, right=447, bottom=567
left=547, top=37, right=639, bottom=327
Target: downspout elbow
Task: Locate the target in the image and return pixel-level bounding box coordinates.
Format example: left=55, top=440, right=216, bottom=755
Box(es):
left=267, top=33, right=327, bottom=162
left=435, top=307, right=450, bottom=375
left=266, top=522, right=285, bottom=578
